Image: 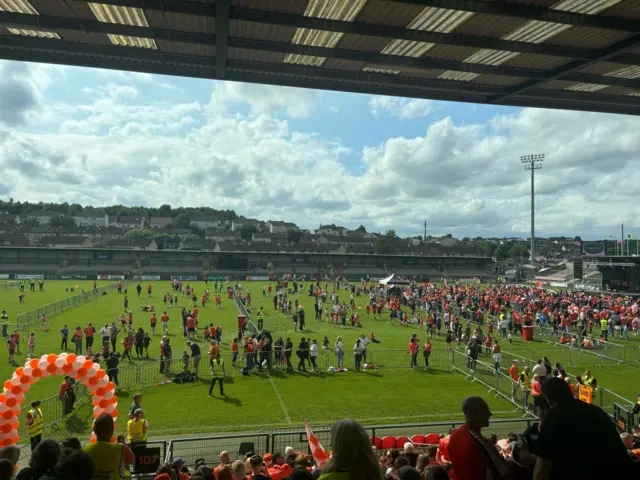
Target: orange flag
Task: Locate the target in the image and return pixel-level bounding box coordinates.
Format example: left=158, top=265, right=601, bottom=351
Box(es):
left=304, top=420, right=330, bottom=467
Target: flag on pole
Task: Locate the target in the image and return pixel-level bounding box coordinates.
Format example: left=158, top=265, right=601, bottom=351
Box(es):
left=304, top=420, right=330, bottom=467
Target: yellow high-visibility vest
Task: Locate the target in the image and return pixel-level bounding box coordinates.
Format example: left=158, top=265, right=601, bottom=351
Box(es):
left=126, top=419, right=147, bottom=444
left=27, top=408, right=43, bottom=438
left=83, top=442, right=130, bottom=480
left=520, top=371, right=531, bottom=390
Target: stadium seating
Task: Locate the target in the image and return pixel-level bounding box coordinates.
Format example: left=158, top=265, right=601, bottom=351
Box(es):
left=395, top=436, right=410, bottom=449
left=380, top=436, right=396, bottom=450
left=425, top=433, right=440, bottom=445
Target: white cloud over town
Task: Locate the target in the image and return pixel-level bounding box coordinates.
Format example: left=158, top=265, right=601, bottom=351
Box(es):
left=1, top=59, right=639, bottom=239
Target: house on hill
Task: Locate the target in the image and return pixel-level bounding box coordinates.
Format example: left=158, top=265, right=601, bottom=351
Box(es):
left=74, top=211, right=109, bottom=227
left=0, top=234, right=30, bottom=247
left=149, top=216, right=174, bottom=229
left=39, top=236, right=94, bottom=248
left=267, top=221, right=298, bottom=234
left=231, top=218, right=261, bottom=232
left=190, top=215, right=223, bottom=229
left=24, top=211, right=64, bottom=225
left=115, top=215, right=148, bottom=229
left=107, top=238, right=157, bottom=250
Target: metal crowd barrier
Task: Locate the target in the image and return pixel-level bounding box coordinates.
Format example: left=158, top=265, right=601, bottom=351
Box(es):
left=14, top=283, right=120, bottom=330
left=0, top=282, right=18, bottom=291
left=163, top=418, right=537, bottom=466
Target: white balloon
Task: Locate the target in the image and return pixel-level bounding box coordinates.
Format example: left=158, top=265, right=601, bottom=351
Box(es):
left=93, top=406, right=105, bottom=416
left=23, top=367, right=32, bottom=377
left=88, top=367, right=97, bottom=377
left=105, top=405, right=115, bottom=414
left=59, top=353, right=68, bottom=360
left=55, top=358, right=66, bottom=368
left=76, top=356, right=86, bottom=364
left=10, top=406, right=20, bottom=415
left=73, top=361, right=83, bottom=370
left=40, top=368, right=50, bottom=378
left=40, top=355, right=48, bottom=361
left=0, top=403, right=6, bottom=413
left=15, top=393, right=24, bottom=403
left=104, top=391, right=114, bottom=400
left=10, top=377, right=20, bottom=387
left=20, top=383, right=29, bottom=393
left=98, top=378, right=108, bottom=388
left=38, top=360, right=47, bottom=370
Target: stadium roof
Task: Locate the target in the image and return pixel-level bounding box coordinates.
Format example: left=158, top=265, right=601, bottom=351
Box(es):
left=1, top=0, right=640, bottom=116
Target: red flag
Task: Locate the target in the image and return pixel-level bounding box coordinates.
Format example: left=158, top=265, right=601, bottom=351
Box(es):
left=304, top=421, right=330, bottom=467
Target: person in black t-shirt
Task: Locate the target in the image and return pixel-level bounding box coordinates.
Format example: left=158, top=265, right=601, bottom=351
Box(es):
left=535, top=377, right=634, bottom=480
left=105, top=353, right=120, bottom=387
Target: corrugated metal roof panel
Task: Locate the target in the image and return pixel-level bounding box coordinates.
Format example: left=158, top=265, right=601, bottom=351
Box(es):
left=503, top=53, right=572, bottom=70
left=599, top=0, right=640, bottom=19
left=323, top=57, right=365, bottom=71
left=229, top=47, right=285, bottom=64
left=353, top=0, right=425, bottom=26
left=451, top=13, right=527, bottom=38
left=156, top=39, right=214, bottom=57
left=146, top=10, right=215, bottom=34
left=231, top=0, right=310, bottom=15
left=230, top=19, right=297, bottom=43
left=546, top=26, right=632, bottom=49
left=29, top=0, right=75, bottom=16
left=423, top=44, right=484, bottom=62
left=578, top=61, right=625, bottom=75
left=470, top=74, right=526, bottom=86
left=400, top=68, right=447, bottom=79
left=335, top=33, right=391, bottom=53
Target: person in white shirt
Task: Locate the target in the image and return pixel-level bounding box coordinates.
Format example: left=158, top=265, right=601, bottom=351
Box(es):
left=309, top=339, right=319, bottom=371
left=532, top=359, right=547, bottom=382
left=335, top=336, right=344, bottom=369
left=359, top=334, right=368, bottom=363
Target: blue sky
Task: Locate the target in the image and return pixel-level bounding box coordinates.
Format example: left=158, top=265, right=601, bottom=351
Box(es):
left=1, top=59, right=640, bottom=240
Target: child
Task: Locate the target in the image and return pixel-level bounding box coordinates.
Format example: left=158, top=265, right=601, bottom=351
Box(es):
left=40, top=314, right=47, bottom=332
left=143, top=332, right=151, bottom=358
left=7, top=336, right=15, bottom=363
left=507, top=332, right=513, bottom=344
left=121, top=336, right=132, bottom=362
left=27, top=332, right=35, bottom=357
left=12, top=331, right=20, bottom=354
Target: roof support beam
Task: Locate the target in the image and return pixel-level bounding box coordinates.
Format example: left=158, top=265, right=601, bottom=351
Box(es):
left=389, top=0, right=640, bottom=33
left=492, top=35, right=640, bottom=105
left=215, top=0, right=229, bottom=79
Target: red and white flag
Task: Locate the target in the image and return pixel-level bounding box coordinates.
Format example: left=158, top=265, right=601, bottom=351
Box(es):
left=304, top=420, right=330, bottom=467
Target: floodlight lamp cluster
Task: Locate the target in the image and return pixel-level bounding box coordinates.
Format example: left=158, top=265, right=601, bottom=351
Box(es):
left=520, top=154, right=545, bottom=163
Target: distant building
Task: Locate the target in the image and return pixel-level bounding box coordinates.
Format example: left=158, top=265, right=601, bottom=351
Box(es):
left=0, top=234, right=30, bottom=247
left=149, top=216, right=174, bottom=229
left=39, top=236, right=93, bottom=248
left=204, top=228, right=239, bottom=242
left=115, top=215, right=147, bottom=229
left=252, top=232, right=287, bottom=244
left=74, top=211, right=109, bottom=227
left=268, top=221, right=298, bottom=234
left=107, top=238, right=157, bottom=250
left=0, top=214, right=18, bottom=224
left=316, top=224, right=347, bottom=236
left=190, top=215, right=222, bottom=229
left=231, top=218, right=261, bottom=232
left=24, top=211, right=64, bottom=225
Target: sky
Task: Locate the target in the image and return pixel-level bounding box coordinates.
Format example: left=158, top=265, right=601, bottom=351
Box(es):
left=0, top=59, right=639, bottom=241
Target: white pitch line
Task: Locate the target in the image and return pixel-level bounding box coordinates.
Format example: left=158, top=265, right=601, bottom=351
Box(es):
left=268, top=375, right=292, bottom=424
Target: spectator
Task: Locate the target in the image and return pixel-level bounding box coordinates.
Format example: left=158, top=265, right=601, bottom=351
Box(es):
left=216, top=466, right=232, bottom=480
left=214, top=451, right=230, bottom=480
left=128, top=394, right=142, bottom=419
left=267, top=453, right=293, bottom=480
left=535, top=377, right=635, bottom=480
left=0, top=446, right=19, bottom=469
left=448, top=396, right=510, bottom=480
left=511, top=395, right=549, bottom=477
left=289, top=468, right=314, bottom=480
left=395, top=466, right=420, bottom=480
left=248, top=455, right=269, bottom=480
left=423, top=465, right=449, bottom=480
left=40, top=450, right=94, bottom=480
left=388, top=457, right=410, bottom=478
left=403, top=443, right=418, bottom=468
left=0, top=459, right=14, bottom=480
left=84, top=413, right=135, bottom=480
left=127, top=409, right=148, bottom=446
left=155, top=463, right=176, bottom=480
left=230, top=461, right=245, bottom=480
left=285, top=447, right=297, bottom=467
left=319, top=419, right=382, bottom=480
left=16, top=439, right=61, bottom=480
left=59, top=438, right=82, bottom=451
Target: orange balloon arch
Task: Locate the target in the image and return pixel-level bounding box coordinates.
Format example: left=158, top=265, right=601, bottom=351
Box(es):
left=0, top=353, right=118, bottom=446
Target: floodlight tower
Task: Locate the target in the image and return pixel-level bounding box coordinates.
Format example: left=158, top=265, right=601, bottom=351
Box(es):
left=521, top=153, right=545, bottom=265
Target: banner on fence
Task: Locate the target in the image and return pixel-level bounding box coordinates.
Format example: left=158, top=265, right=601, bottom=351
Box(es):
left=171, top=276, right=197, bottom=281
left=246, top=276, right=269, bottom=281
left=15, top=274, right=43, bottom=280
left=97, top=275, right=125, bottom=280
left=207, top=276, right=229, bottom=281
left=0, top=275, right=9, bottom=280
left=135, top=276, right=161, bottom=281
left=60, top=276, right=89, bottom=280
left=133, top=447, right=162, bottom=474
left=578, top=385, right=593, bottom=404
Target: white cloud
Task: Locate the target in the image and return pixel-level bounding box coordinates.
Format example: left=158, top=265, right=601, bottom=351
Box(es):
left=2, top=61, right=640, bottom=239
left=369, top=95, right=434, bottom=119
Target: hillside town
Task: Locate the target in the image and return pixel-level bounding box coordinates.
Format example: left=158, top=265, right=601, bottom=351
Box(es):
left=0, top=201, right=585, bottom=264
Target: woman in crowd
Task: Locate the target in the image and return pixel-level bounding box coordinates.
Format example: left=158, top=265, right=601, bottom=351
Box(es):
left=319, top=419, right=382, bottom=480
left=353, top=339, right=364, bottom=372
left=16, top=439, right=61, bottom=480
left=335, top=336, right=344, bottom=370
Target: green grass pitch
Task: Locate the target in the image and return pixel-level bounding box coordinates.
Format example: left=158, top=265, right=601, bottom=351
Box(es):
left=0, top=280, right=637, bottom=441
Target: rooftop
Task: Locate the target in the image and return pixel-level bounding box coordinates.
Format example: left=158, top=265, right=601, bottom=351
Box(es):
left=0, top=0, right=638, bottom=115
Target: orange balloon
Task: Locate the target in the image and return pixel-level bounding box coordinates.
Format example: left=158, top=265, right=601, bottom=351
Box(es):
left=106, top=382, right=115, bottom=391
left=2, top=411, right=14, bottom=420
left=90, top=437, right=96, bottom=444
left=98, top=400, right=109, bottom=408
left=10, top=386, right=21, bottom=395
left=10, top=423, right=18, bottom=429
left=96, top=370, right=106, bottom=379
left=46, top=364, right=56, bottom=374
left=47, top=355, right=58, bottom=364
left=66, top=354, right=77, bottom=364
left=109, top=397, right=118, bottom=404
left=1, top=424, right=11, bottom=434
left=0, top=439, right=11, bottom=447
left=0, top=395, right=5, bottom=404
left=19, top=376, right=29, bottom=385
left=15, top=368, right=24, bottom=377
left=76, top=368, right=88, bottom=378
left=95, top=388, right=106, bottom=396
left=7, top=437, right=17, bottom=445
left=5, top=398, right=16, bottom=408
left=31, top=369, right=42, bottom=378
left=110, top=409, right=118, bottom=418
left=82, top=360, right=93, bottom=369
left=3, top=381, right=11, bottom=390
left=88, top=377, right=99, bottom=386
left=92, top=412, right=100, bottom=419
left=62, top=364, right=73, bottom=374
left=110, top=436, right=116, bottom=443
left=29, top=359, right=39, bottom=369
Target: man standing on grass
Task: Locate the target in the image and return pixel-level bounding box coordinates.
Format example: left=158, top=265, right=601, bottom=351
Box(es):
left=208, top=353, right=225, bottom=397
